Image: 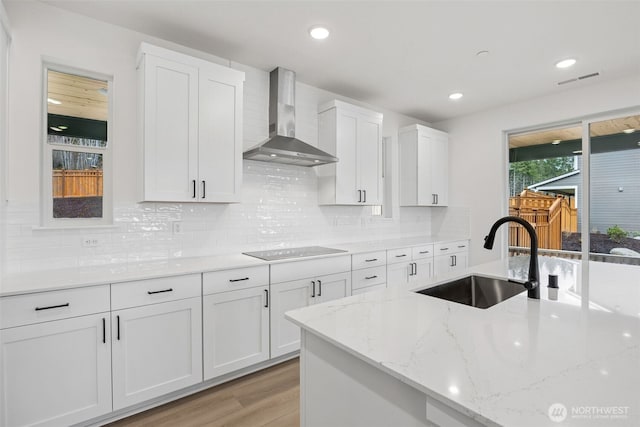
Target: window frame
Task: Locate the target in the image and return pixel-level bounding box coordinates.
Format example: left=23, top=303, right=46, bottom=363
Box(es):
left=41, top=62, right=113, bottom=228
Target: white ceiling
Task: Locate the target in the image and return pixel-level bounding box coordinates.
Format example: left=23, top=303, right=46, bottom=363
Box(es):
left=42, top=0, right=640, bottom=123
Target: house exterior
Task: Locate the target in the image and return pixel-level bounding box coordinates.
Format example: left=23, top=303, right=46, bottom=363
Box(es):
left=529, top=149, right=640, bottom=234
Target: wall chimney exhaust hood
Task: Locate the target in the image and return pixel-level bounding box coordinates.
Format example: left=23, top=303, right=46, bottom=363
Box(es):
left=243, top=67, right=338, bottom=167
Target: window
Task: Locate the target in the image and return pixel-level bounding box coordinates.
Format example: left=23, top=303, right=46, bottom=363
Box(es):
left=42, top=66, right=112, bottom=227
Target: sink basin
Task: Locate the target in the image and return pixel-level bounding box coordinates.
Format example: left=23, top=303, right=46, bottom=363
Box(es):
left=416, top=275, right=526, bottom=309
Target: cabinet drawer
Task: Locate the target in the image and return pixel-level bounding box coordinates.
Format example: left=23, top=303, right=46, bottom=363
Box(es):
left=271, top=255, right=351, bottom=284
left=387, top=247, right=412, bottom=264
left=434, top=240, right=469, bottom=256
left=203, top=265, right=269, bottom=295
left=352, top=283, right=386, bottom=295
left=412, top=244, right=434, bottom=260
left=0, top=285, right=110, bottom=329
left=352, top=266, right=387, bottom=290
left=111, top=274, right=201, bottom=310
left=352, top=251, right=386, bottom=270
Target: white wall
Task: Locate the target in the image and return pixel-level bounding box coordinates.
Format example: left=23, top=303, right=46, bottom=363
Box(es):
left=1, top=1, right=450, bottom=279
left=435, top=74, right=640, bottom=265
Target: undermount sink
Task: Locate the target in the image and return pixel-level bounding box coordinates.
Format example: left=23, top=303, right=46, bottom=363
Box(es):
left=416, top=275, right=526, bottom=309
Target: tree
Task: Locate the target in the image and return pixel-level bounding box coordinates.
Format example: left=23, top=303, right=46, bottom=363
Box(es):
left=509, top=157, right=575, bottom=196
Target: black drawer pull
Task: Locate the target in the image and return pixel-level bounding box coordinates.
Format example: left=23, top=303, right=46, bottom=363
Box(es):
left=365, top=258, right=378, bottom=262
left=440, top=247, right=449, bottom=251
left=419, top=251, right=430, bottom=254
left=35, top=303, right=69, bottom=311
left=365, top=275, right=378, bottom=280
left=395, top=254, right=407, bottom=258
left=147, top=288, right=173, bottom=295
left=458, top=245, right=466, bottom=248
left=229, top=277, right=250, bottom=283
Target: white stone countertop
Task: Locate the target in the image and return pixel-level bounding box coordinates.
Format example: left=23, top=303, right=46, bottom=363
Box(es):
left=286, top=258, right=640, bottom=427
left=0, top=234, right=468, bottom=297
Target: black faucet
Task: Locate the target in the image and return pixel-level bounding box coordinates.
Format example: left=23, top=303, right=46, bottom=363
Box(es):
left=484, top=216, right=540, bottom=299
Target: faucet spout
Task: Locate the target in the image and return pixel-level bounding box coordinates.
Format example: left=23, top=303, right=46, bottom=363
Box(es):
left=484, top=216, right=540, bottom=299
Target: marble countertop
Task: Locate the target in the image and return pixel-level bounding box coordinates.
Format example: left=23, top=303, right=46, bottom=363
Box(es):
left=286, top=258, right=640, bottom=427
left=0, top=234, right=468, bottom=297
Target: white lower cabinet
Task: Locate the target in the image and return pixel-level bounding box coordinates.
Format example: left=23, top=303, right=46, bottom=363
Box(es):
left=111, top=297, right=202, bottom=410
left=0, top=313, right=112, bottom=427
left=387, top=245, right=434, bottom=287
left=202, top=282, right=270, bottom=380
left=270, top=269, right=351, bottom=358
left=433, top=240, right=470, bottom=277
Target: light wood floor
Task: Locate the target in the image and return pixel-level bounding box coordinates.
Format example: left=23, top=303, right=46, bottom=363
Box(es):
left=107, top=359, right=300, bottom=427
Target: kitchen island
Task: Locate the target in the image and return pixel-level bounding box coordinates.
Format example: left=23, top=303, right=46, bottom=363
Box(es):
left=286, top=259, right=640, bottom=426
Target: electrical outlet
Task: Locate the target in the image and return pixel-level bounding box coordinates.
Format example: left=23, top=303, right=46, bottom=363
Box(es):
left=172, top=222, right=183, bottom=234
left=82, top=236, right=101, bottom=247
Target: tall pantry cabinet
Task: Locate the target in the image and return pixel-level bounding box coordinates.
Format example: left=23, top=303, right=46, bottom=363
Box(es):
left=137, top=43, right=244, bottom=203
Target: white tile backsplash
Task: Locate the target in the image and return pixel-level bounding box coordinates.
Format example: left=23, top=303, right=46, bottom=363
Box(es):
left=2, top=160, right=441, bottom=276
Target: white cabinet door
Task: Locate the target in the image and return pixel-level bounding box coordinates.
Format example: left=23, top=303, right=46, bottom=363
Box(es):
left=203, top=287, right=269, bottom=380
left=335, top=110, right=359, bottom=204
left=410, top=258, right=433, bottom=285
left=387, top=262, right=411, bottom=287
left=434, top=251, right=468, bottom=277
left=270, top=279, right=313, bottom=358
left=358, top=117, right=383, bottom=205
left=417, top=133, right=435, bottom=206
left=315, top=272, right=351, bottom=304
left=142, top=54, right=198, bottom=202
left=198, top=67, right=243, bottom=203
left=431, top=130, right=449, bottom=206
left=0, top=314, right=112, bottom=427
left=112, top=297, right=202, bottom=410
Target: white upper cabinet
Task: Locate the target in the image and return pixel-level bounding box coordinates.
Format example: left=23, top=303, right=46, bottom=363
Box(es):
left=399, top=124, right=449, bottom=206
left=318, top=100, right=383, bottom=205
left=138, top=43, right=244, bottom=203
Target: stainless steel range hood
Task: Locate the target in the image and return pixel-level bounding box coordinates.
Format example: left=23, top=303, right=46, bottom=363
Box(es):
left=243, top=67, right=338, bottom=167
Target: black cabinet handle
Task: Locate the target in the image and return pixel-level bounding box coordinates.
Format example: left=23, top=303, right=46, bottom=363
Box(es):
left=117, top=315, right=120, bottom=341
left=192, top=180, right=197, bottom=198
left=229, top=277, right=249, bottom=283
left=363, top=190, right=367, bottom=203
left=435, top=194, right=439, bottom=205
left=395, top=254, right=407, bottom=258
left=414, top=263, right=418, bottom=275
left=318, top=280, right=322, bottom=297
left=147, top=288, right=173, bottom=295
left=35, top=303, right=69, bottom=311
left=458, top=245, right=466, bottom=248
left=453, top=255, right=457, bottom=267
left=358, top=190, right=362, bottom=203
left=419, top=250, right=430, bottom=254
left=102, top=318, right=106, bottom=344
left=202, top=180, right=206, bottom=199
left=365, top=275, right=378, bottom=280
left=365, top=258, right=378, bottom=262
left=440, top=247, right=449, bottom=251
left=264, top=289, right=269, bottom=308
left=311, top=281, right=316, bottom=298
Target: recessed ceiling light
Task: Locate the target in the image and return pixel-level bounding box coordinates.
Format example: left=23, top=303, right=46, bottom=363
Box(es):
left=552, top=139, right=561, bottom=145
left=50, top=126, right=63, bottom=132
left=622, top=128, right=636, bottom=134
left=449, top=92, right=463, bottom=100
left=270, top=154, right=277, bottom=157
left=47, top=98, right=61, bottom=105
left=573, top=150, right=582, bottom=154
left=555, top=58, right=577, bottom=69
left=309, top=26, right=330, bottom=40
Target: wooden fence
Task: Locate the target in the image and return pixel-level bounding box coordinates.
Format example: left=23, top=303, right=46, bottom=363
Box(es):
left=52, top=169, right=103, bottom=198
left=509, top=189, right=577, bottom=250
